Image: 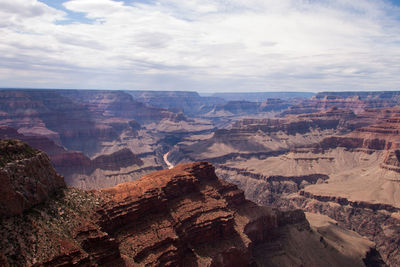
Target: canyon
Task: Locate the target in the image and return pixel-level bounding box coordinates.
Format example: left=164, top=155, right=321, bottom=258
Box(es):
left=1, top=89, right=400, bottom=266
left=162, top=93, right=400, bottom=266
left=0, top=141, right=378, bottom=266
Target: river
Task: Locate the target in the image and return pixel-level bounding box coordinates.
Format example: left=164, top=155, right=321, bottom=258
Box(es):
left=163, top=151, right=174, bottom=169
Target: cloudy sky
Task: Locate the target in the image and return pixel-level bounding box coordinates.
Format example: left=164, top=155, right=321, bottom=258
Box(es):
left=0, top=0, right=400, bottom=92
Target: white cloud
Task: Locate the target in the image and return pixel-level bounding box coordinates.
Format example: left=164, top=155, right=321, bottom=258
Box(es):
left=0, top=0, right=399, bottom=91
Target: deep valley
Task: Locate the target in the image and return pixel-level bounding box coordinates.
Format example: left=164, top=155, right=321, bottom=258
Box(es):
left=0, top=89, right=399, bottom=266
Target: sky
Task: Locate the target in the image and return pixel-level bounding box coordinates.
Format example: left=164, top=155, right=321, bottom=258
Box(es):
left=0, top=0, right=400, bottom=92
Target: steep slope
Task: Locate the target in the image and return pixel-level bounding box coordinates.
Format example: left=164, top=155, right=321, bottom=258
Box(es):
left=0, top=127, right=148, bottom=189
left=0, top=89, right=195, bottom=157
left=0, top=89, right=121, bottom=155
left=58, top=90, right=175, bottom=124
left=0, top=143, right=375, bottom=266
left=0, top=139, right=65, bottom=216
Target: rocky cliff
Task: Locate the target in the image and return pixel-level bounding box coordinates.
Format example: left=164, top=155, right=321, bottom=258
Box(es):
left=210, top=110, right=400, bottom=266
left=315, top=114, right=400, bottom=152
left=0, top=127, right=146, bottom=189
left=205, top=99, right=293, bottom=118
left=0, top=90, right=117, bottom=155
left=168, top=108, right=355, bottom=165
left=315, top=91, right=400, bottom=101
left=0, top=145, right=371, bottom=266
left=282, top=91, right=400, bottom=116
left=0, top=89, right=190, bottom=158
left=127, top=90, right=225, bottom=116
left=58, top=90, right=175, bottom=124
left=0, top=139, right=65, bottom=216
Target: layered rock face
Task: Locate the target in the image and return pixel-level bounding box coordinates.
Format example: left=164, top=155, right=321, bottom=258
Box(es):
left=316, top=114, right=400, bottom=152
left=0, top=146, right=370, bottom=266
left=315, top=91, right=400, bottom=101
left=0, top=90, right=116, bottom=154
left=282, top=91, right=400, bottom=116
left=127, top=90, right=225, bottom=115
left=205, top=99, right=293, bottom=118
left=209, top=111, right=400, bottom=266
left=232, top=107, right=354, bottom=134
left=92, top=148, right=143, bottom=171
left=58, top=90, right=175, bottom=124
left=164, top=105, right=400, bottom=266
left=0, top=139, right=65, bottom=216
left=349, top=117, right=400, bottom=149
left=168, top=108, right=354, bottom=165
left=0, top=126, right=66, bottom=156
left=211, top=92, right=315, bottom=102
left=0, top=89, right=188, bottom=156
left=0, top=126, right=145, bottom=189
left=0, top=89, right=221, bottom=190
left=382, top=150, right=400, bottom=173
left=99, top=161, right=262, bottom=266
left=260, top=98, right=291, bottom=112
left=206, top=101, right=266, bottom=117
left=52, top=148, right=144, bottom=177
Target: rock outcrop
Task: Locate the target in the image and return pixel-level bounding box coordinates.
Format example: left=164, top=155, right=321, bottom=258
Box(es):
left=382, top=150, right=400, bottom=173
left=0, top=139, right=65, bottom=216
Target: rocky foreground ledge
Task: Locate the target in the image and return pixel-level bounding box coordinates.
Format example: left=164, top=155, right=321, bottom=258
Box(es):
left=0, top=140, right=379, bottom=266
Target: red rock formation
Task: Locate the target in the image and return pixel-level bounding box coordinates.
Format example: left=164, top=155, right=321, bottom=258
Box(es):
left=2, top=151, right=339, bottom=266
left=0, top=139, right=65, bottom=216
left=231, top=108, right=356, bottom=135
left=381, top=150, right=400, bottom=173
left=350, top=117, right=400, bottom=149
left=316, top=114, right=400, bottom=151
left=1, top=141, right=375, bottom=266
left=91, top=148, right=143, bottom=171
left=97, top=162, right=269, bottom=265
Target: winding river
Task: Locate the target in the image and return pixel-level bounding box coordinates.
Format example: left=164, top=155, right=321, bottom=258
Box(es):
left=163, top=151, right=174, bottom=169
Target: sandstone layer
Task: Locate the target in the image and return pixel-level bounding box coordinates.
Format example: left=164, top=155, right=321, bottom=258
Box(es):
left=0, top=143, right=374, bottom=266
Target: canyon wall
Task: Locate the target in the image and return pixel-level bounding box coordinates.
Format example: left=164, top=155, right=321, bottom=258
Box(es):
left=0, top=143, right=373, bottom=266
